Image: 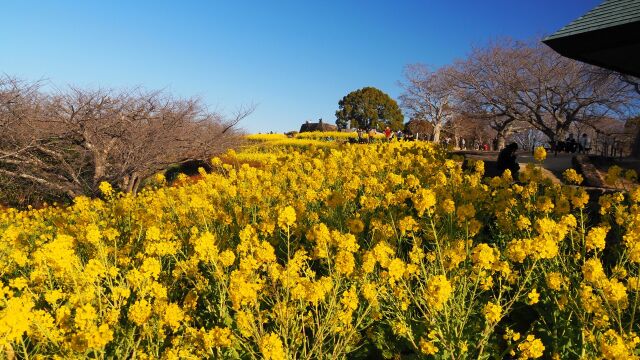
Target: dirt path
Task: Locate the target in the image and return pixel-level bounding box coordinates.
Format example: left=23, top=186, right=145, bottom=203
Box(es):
left=518, top=152, right=574, bottom=179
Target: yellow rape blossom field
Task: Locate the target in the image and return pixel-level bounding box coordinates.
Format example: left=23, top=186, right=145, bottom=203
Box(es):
left=1, top=139, right=640, bottom=359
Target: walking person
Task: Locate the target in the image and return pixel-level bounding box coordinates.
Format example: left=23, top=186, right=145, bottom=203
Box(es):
left=566, top=134, right=578, bottom=153
left=357, top=129, right=364, bottom=143
left=368, top=128, right=376, bottom=143
left=579, top=133, right=591, bottom=154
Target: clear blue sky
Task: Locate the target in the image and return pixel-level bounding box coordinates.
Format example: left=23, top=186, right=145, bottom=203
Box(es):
left=1, top=0, right=601, bottom=133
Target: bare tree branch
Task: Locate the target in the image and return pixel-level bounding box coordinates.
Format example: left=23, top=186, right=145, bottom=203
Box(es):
left=1, top=75, right=249, bottom=206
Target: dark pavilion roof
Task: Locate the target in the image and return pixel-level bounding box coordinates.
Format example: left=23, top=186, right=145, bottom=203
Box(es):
left=543, top=0, right=640, bottom=77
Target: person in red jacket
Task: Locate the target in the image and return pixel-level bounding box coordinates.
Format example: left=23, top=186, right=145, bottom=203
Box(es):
left=384, top=127, right=392, bottom=141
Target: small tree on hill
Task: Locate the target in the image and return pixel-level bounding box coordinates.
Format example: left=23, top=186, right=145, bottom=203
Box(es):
left=335, top=87, right=403, bottom=131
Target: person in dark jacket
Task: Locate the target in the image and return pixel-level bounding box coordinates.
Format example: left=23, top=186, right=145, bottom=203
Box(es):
left=496, top=142, right=520, bottom=179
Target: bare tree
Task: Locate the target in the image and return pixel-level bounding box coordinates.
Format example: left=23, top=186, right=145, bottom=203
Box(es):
left=399, top=64, right=455, bottom=143
left=593, top=70, right=640, bottom=97
left=519, top=43, right=630, bottom=142
left=449, top=40, right=534, bottom=149
left=444, top=113, right=497, bottom=149
left=0, top=76, right=251, bottom=205
left=404, top=119, right=434, bottom=140
left=589, top=69, right=640, bottom=156
left=619, top=75, right=640, bottom=96
left=448, top=39, right=634, bottom=149
left=509, top=129, right=548, bottom=151
left=0, top=77, right=87, bottom=200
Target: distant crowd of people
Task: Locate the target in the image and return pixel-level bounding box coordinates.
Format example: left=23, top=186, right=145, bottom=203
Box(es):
left=352, top=128, right=499, bottom=150
left=551, top=133, right=592, bottom=154
left=443, top=137, right=492, bottom=151
left=353, top=127, right=420, bottom=143
left=351, top=128, right=593, bottom=157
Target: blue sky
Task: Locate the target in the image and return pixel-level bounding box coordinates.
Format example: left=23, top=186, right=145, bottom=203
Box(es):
left=1, top=0, right=601, bottom=133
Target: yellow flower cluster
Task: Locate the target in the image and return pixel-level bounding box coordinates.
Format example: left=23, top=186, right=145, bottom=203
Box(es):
left=586, top=226, right=608, bottom=252
left=425, top=275, right=453, bottom=310
left=563, top=168, right=584, bottom=185
left=294, top=131, right=357, bottom=139
left=517, top=334, right=545, bottom=359
left=484, top=301, right=503, bottom=324
left=260, top=333, right=286, bottom=360
left=1, top=140, right=639, bottom=359
left=533, top=147, right=547, bottom=162
left=245, top=133, right=288, bottom=141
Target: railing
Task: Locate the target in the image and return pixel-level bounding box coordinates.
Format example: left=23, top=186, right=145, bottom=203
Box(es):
left=593, top=133, right=633, bottom=158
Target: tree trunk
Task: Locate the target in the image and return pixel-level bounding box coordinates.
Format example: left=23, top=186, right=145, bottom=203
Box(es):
left=94, top=160, right=106, bottom=187
left=121, top=175, right=131, bottom=193
left=125, top=172, right=139, bottom=193
left=132, top=176, right=142, bottom=195
left=555, top=128, right=567, bottom=143
left=632, top=127, right=640, bottom=158
left=432, top=123, right=442, bottom=143
left=495, top=132, right=507, bottom=150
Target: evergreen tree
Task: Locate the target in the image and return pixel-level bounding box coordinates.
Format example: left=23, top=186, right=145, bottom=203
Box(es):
left=335, top=87, right=404, bottom=130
